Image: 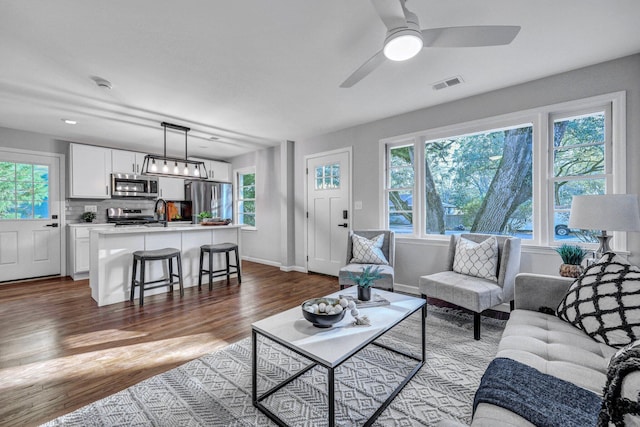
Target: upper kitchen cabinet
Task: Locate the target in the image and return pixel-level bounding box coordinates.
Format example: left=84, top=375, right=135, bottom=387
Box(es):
left=68, top=143, right=112, bottom=198
left=158, top=177, right=185, bottom=200
left=111, top=149, right=146, bottom=175
left=189, top=157, right=231, bottom=182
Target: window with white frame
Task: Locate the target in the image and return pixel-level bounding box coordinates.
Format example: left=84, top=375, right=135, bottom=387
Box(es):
left=236, top=168, right=256, bottom=227
left=0, top=161, right=49, bottom=219
left=382, top=93, right=624, bottom=248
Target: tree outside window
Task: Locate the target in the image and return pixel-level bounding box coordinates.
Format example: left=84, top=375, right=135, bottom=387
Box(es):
left=384, top=98, right=615, bottom=245
left=237, top=170, right=255, bottom=227
left=0, top=161, right=49, bottom=219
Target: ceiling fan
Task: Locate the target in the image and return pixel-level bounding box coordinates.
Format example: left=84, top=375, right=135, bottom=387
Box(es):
left=340, top=0, right=521, bottom=88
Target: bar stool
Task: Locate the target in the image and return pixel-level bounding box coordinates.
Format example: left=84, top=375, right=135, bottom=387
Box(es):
left=198, top=243, right=241, bottom=290
left=130, top=248, right=184, bottom=306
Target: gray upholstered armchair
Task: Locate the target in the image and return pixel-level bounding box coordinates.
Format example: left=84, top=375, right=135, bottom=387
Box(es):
left=338, top=230, right=395, bottom=291
left=419, top=233, right=521, bottom=340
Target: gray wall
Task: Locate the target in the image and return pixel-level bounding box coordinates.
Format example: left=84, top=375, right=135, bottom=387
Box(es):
left=0, top=127, right=68, bottom=155
left=232, top=145, right=282, bottom=265
left=293, top=54, right=640, bottom=290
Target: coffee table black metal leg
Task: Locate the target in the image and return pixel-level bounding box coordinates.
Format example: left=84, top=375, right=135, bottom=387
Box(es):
left=422, top=304, right=426, bottom=362
left=328, top=367, right=335, bottom=427
left=252, top=330, right=257, bottom=405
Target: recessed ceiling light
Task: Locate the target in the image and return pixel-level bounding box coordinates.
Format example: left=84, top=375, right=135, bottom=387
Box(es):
left=62, top=119, right=77, bottom=125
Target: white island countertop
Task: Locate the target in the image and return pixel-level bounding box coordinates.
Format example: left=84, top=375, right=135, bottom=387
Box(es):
left=93, top=223, right=243, bottom=235
left=89, top=223, right=243, bottom=306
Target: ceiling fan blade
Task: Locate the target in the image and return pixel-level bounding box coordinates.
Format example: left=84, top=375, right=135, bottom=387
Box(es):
left=371, top=0, right=408, bottom=31
left=422, top=25, right=521, bottom=48
left=340, top=50, right=387, bottom=88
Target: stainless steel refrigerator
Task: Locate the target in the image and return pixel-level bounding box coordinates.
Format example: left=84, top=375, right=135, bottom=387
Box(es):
left=185, top=181, right=233, bottom=223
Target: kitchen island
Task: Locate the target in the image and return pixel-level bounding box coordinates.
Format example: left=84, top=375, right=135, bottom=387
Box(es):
left=89, top=224, right=243, bottom=306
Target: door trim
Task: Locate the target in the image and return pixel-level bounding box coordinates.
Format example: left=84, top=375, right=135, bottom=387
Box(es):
left=0, top=147, right=67, bottom=278
left=303, top=147, right=352, bottom=273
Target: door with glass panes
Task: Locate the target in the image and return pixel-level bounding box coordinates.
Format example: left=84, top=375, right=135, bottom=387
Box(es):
left=0, top=150, right=62, bottom=282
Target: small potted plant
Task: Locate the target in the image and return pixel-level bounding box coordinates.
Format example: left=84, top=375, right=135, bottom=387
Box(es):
left=348, top=265, right=384, bottom=301
left=555, top=244, right=588, bottom=278
left=197, top=211, right=212, bottom=224
left=81, top=211, right=96, bottom=223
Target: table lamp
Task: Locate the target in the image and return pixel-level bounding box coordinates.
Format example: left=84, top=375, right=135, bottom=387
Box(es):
left=568, top=194, right=640, bottom=258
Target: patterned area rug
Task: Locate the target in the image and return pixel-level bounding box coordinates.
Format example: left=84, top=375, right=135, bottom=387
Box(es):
left=42, top=305, right=506, bottom=427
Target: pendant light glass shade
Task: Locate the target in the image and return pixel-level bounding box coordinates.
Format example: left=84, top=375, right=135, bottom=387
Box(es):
left=142, top=122, right=208, bottom=180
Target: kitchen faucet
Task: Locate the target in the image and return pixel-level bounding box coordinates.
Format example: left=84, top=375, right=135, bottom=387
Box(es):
left=154, top=198, right=168, bottom=227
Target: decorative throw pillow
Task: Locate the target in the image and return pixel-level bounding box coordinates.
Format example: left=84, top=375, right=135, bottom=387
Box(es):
left=452, top=236, right=498, bottom=281
left=350, top=234, right=388, bottom=265
left=557, top=252, right=640, bottom=348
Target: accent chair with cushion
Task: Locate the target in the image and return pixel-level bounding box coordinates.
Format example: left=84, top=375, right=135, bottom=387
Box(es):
left=419, top=233, right=521, bottom=340
left=338, top=230, right=395, bottom=291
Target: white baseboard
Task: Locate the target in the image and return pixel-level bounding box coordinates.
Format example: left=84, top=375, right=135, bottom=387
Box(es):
left=241, top=256, right=281, bottom=268
left=241, top=256, right=307, bottom=273
left=280, top=265, right=308, bottom=273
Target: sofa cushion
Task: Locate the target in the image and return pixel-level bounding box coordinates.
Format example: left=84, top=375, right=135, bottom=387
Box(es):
left=350, top=233, right=388, bottom=265
left=557, top=252, right=640, bottom=348
left=452, top=236, right=498, bottom=281
left=496, top=310, right=616, bottom=395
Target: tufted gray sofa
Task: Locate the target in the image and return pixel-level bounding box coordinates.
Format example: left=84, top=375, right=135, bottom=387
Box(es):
left=441, top=273, right=640, bottom=426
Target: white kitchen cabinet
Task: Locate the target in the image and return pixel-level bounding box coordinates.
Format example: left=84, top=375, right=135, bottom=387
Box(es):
left=67, top=223, right=115, bottom=280
left=158, top=177, right=185, bottom=200
left=69, top=143, right=112, bottom=198
left=189, top=157, right=231, bottom=182
left=210, top=160, right=231, bottom=182
left=111, top=149, right=146, bottom=174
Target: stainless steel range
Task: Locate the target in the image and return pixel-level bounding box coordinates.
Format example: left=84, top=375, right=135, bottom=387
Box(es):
left=106, top=208, right=159, bottom=226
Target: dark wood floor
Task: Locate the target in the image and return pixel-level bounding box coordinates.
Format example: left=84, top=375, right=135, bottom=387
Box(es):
left=0, top=262, right=339, bottom=427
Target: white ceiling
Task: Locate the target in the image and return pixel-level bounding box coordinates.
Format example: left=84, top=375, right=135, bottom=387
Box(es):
left=1, top=0, right=639, bottom=160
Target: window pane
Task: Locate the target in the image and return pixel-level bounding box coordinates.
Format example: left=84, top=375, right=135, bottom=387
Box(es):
left=554, top=179, right=605, bottom=209
left=425, top=125, right=533, bottom=238
left=554, top=145, right=604, bottom=177
left=0, top=162, right=15, bottom=180
left=0, top=161, right=49, bottom=220
left=242, top=185, right=255, bottom=199
left=16, top=164, right=32, bottom=181
left=388, top=190, right=413, bottom=234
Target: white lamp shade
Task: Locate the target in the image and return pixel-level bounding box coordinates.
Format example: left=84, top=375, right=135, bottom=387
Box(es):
left=568, top=194, right=640, bottom=231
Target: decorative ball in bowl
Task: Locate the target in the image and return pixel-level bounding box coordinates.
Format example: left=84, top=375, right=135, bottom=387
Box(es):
left=301, top=297, right=347, bottom=328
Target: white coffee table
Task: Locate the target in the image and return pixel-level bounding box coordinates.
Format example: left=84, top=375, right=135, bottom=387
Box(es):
left=251, top=288, right=426, bottom=427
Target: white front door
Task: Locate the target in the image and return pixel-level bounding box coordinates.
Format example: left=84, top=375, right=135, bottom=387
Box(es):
left=0, top=150, right=62, bottom=282
left=306, top=149, right=351, bottom=276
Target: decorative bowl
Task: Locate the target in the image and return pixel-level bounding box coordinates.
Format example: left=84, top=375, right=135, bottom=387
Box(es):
left=301, top=297, right=346, bottom=328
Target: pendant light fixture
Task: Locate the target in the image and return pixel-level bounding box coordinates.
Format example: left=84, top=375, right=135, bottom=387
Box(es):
left=142, top=122, right=208, bottom=180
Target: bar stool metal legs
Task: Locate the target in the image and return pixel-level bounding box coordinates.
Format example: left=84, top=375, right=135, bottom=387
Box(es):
left=198, top=243, right=241, bottom=291
left=130, top=248, right=184, bottom=306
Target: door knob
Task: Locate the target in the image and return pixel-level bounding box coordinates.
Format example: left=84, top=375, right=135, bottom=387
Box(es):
left=45, top=223, right=59, bottom=228
left=338, top=223, right=348, bottom=228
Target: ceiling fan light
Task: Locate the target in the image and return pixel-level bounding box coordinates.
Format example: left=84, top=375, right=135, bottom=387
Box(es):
left=384, top=29, right=423, bottom=61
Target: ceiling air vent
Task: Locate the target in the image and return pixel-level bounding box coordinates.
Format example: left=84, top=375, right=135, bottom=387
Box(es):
left=432, top=76, right=464, bottom=91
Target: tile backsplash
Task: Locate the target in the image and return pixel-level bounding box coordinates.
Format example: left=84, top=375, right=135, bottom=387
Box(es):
left=65, top=199, right=156, bottom=223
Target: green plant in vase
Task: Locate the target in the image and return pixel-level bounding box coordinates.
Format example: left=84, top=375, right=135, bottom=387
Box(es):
left=555, top=244, right=588, bottom=278
left=81, top=211, right=96, bottom=223
left=348, top=265, right=383, bottom=301
left=197, top=211, right=212, bottom=223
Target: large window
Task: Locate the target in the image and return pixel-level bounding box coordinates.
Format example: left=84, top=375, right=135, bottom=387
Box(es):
left=0, top=161, right=49, bottom=219
left=551, top=110, right=608, bottom=243
left=236, top=169, right=256, bottom=227
left=382, top=93, right=623, bottom=248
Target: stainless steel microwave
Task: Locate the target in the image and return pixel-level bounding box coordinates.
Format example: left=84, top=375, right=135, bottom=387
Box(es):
left=111, top=173, right=159, bottom=198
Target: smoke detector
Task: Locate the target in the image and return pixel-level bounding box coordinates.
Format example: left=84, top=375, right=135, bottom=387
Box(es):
left=432, top=76, right=463, bottom=91
left=91, top=76, right=113, bottom=90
